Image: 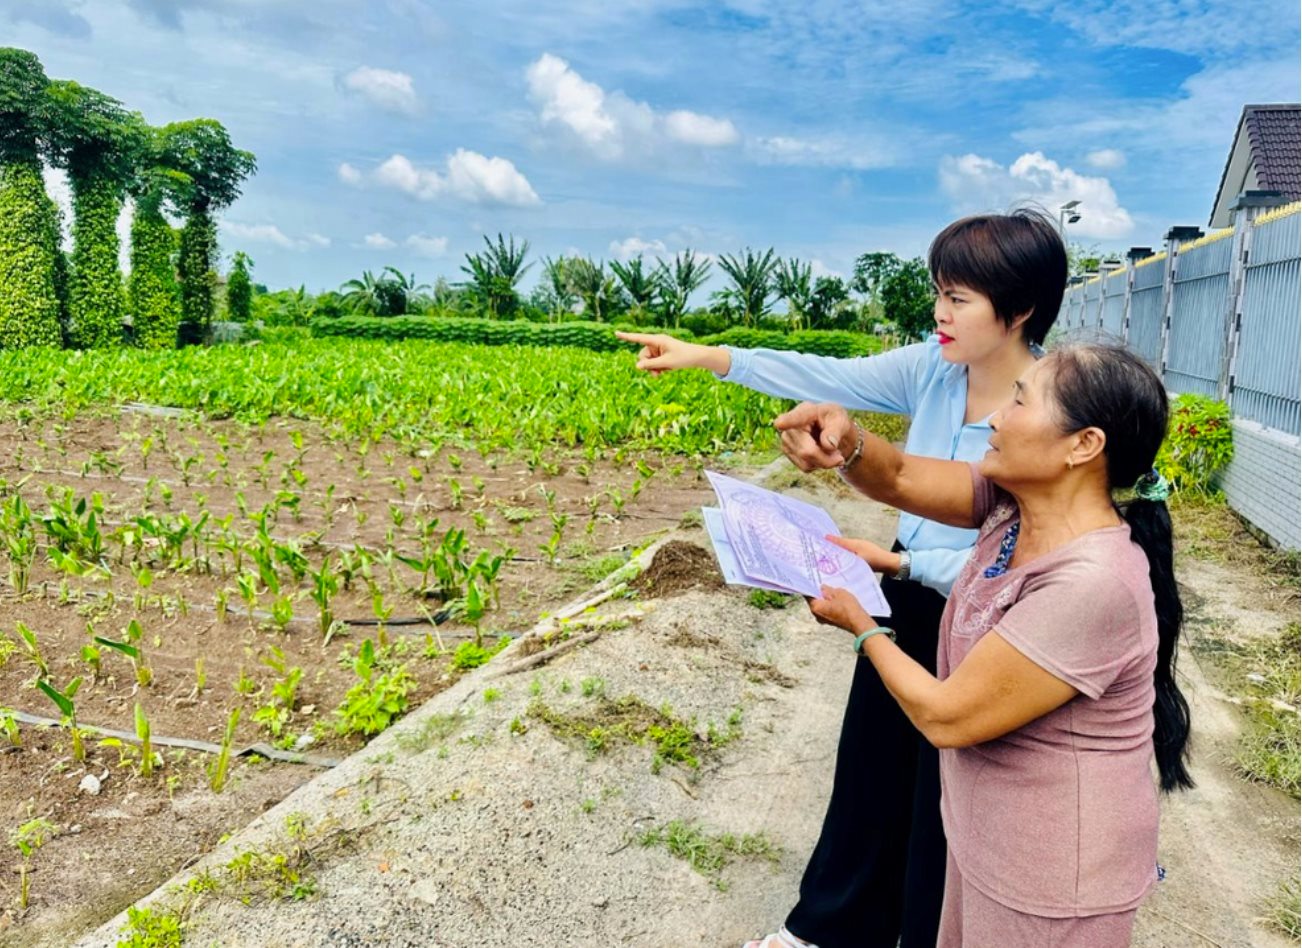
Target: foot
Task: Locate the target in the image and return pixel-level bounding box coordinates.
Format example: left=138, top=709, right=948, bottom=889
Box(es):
left=743, top=926, right=816, bottom=948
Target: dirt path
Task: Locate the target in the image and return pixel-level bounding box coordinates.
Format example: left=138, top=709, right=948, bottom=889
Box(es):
left=73, top=470, right=1298, bottom=947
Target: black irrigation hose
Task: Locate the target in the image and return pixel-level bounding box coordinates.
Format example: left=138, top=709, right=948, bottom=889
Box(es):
left=5, top=709, right=341, bottom=768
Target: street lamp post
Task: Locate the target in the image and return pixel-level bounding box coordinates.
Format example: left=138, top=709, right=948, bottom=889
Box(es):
left=1059, top=200, right=1082, bottom=238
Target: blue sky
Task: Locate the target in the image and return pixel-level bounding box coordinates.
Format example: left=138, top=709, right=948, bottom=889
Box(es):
left=5, top=0, right=1299, bottom=294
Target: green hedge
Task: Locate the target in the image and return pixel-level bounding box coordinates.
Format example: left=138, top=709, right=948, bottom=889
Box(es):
left=309, top=315, right=878, bottom=357
left=697, top=327, right=880, bottom=357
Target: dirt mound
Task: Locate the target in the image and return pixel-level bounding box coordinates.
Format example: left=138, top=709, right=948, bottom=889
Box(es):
left=632, top=540, right=724, bottom=597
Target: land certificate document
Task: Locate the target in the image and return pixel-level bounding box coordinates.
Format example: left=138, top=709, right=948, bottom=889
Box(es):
left=702, top=470, right=891, bottom=617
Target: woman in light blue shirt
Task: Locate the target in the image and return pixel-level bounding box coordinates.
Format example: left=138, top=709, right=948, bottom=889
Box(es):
left=617, top=209, right=1068, bottom=948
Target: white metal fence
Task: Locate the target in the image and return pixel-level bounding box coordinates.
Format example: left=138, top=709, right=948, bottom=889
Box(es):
left=1057, top=202, right=1301, bottom=436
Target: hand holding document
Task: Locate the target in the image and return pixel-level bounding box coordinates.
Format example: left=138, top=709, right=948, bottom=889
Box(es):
left=702, top=471, right=891, bottom=617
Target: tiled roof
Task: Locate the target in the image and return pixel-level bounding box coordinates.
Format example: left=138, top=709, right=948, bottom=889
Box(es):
left=1244, top=105, right=1300, bottom=200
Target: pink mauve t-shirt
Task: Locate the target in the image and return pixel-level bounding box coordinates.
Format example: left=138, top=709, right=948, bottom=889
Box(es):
left=937, top=465, right=1160, bottom=917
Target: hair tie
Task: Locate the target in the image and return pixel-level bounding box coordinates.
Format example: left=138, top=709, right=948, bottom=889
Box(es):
left=1133, top=469, right=1170, bottom=502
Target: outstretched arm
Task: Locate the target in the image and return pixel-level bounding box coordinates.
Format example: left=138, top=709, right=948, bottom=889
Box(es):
left=775, top=401, right=979, bottom=529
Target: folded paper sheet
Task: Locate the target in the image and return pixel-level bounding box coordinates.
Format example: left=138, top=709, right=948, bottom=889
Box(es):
left=702, top=470, right=891, bottom=617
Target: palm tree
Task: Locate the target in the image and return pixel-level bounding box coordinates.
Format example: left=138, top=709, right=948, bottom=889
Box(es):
left=717, top=247, right=777, bottom=327
left=539, top=256, right=578, bottom=322
left=376, top=265, right=428, bottom=316
left=609, top=255, right=657, bottom=323
left=565, top=257, right=620, bottom=323
left=773, top=257, right=813, bottom=331
left=340, top=270, right=384, bottom=315
left=459, top=233, right=532, bottom=319
left=652, top=250, right=712, bottom=329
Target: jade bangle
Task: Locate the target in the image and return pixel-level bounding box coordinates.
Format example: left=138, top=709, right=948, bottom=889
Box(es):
left=853, top=626, right=896, bottom=654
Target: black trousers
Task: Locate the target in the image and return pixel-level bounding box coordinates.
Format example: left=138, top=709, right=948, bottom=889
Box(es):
left=785, top=566, right=949, bottom=948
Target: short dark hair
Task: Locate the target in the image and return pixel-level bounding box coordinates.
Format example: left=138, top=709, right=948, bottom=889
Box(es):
left=928, top=208, right=1067, bottom=347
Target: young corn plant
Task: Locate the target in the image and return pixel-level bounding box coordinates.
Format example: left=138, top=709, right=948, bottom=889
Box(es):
left=135, top=702, right=159, bottom=778
left=16, top=623, right=49, bottom=678
left=208, top=707, right=240, bottom=793
left=12, top=818, right=57, bottom=911
left=95, top=619, right=152, bottom=687
left=36, top=676, right=84, bottom=761
left=0, top=708, right=19, bottom=746
left=1, top=494, right=38, bottom=595
left=253, top=647, right=302, bottom=739
left=307, top=554, right=340, bottom=643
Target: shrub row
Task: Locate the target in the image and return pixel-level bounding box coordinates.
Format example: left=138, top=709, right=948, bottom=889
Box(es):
left=308, top=315, right=881, bottom=358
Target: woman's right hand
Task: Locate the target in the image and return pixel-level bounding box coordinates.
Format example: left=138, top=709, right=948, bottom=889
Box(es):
left=614, top=331, right=727, bottom=376
left=826, top=535, right=902, bottom=577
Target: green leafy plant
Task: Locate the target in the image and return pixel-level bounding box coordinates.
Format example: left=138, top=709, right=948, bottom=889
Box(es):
left=208, top=707, right=240, bottom=793
left=1155, top=394, right=1234, bottom=495
left=11, top=817, right=58, bottom=911
left=95, top=619, right=152, bottom=686
left=36, top=675, right=84, bottom=761
left=334, top=639, right=415, bottom=737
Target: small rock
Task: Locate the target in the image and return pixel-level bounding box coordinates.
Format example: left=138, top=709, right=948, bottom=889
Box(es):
left=79, top=773, right=102, bottom=795
left=592, top=896, right=609, bottom=909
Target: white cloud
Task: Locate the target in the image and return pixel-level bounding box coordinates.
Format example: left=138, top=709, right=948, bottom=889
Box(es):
left=221, top=220, right=331, bottom=251
left=337, top=162, right=362, bottom=184
left=222, top=221, right=295, bottom=248
left=405, top=234, right=449, bottom=258
left=664, top=110, right=740, bottom=147
left=340, top=66, right=419, bottom=115
left=751, top=135, right=897, bottom=170
left=809, top=258, right=843, bottom=279
left=363, top=232, right=397, bottom=249
left=525, top=53, right=739, bottom=161
left=1086, top=148, right=1126, bottom=170
left=938, top=151, right=1134, bottom=240
left=445, top=149, right=541, bottom=206
left=345, top=150, right=541, bottom=207
left=609, top=236, right=668, bottom=260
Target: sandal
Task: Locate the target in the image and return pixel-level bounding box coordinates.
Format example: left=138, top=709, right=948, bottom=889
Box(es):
left=743, top=926, right=818, bottom=948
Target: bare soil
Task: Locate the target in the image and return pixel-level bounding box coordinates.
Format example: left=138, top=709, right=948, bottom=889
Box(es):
left=0, top=410, right=727, bottom=946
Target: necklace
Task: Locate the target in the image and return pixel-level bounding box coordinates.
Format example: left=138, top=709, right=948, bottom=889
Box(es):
left=983, top=520, right=1020, bottom=578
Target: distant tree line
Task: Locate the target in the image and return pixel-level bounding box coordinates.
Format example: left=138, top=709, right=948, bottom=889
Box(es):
left=0, top=47, right=255, bottom=349
left=251, top=235, right=937, bottom=341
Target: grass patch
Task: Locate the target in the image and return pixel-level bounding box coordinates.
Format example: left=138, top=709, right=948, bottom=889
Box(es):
left=747, top=589, right=792, bottom=610
left=1262, top=876, right=1301, bottom=939
left=527, top=695, right=741, bottom=773
left=637, top=819, right=780, bottom=891
left=1172, top=493, right=1301, bottom=591
left=395, top=711, right=465, bottom=754
left=1220, top=623, right=1301, bottom=798
left=574, top=550, right=630, bottom=583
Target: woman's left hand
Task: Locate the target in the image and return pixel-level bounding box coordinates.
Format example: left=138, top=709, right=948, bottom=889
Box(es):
left=807, top=585, right=874, bottom=636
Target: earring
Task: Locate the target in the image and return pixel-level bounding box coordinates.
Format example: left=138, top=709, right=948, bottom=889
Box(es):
left=1066, top=458, right=1075, bottom=470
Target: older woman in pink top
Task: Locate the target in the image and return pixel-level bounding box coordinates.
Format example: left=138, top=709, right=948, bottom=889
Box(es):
left=776, top=343, right=1193, bottom=946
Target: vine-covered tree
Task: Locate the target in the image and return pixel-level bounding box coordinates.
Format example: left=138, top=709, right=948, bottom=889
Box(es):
left=161, top=119, right=256, bottom=342
left=0, top=48, right=64, bottom=348
left=652, top=250, right=711, bottom=329
left=717, top=247, right=777, bottom=327
left=226, top=250, right=253, bottom=321
left=45, top=80, right=147, bottom=348
left=128, top=128, right=187, bottom=350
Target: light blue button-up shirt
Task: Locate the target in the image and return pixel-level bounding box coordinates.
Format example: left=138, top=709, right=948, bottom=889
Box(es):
left=721, top=336, right=995, bottom=597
